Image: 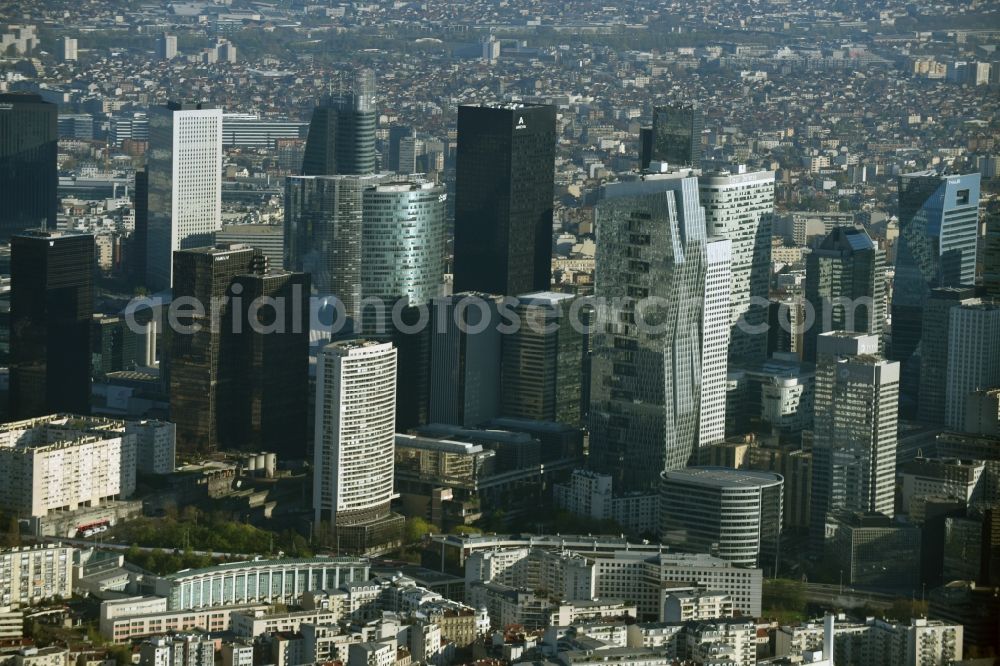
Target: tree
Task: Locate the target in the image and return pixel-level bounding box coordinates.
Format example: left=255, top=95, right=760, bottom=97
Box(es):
left=404, top=517, right=434, bottom=544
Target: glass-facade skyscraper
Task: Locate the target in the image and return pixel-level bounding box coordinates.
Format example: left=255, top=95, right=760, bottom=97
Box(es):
left=589, top=171, right=707, bottom=492
left=284, top=174, right=387, bottom=328
left=803, top=226, right=886, bottom=362
left=892, top=171, right=980, bottom=406
left=0, top=94, right=57, bottom=239
left=453, top=103, right=556, bottom=296
left=643, top=103, right=704, bottom=169
left=10, top=230, right=94, bottom=419
left=302, top=69, right=377, bottom=177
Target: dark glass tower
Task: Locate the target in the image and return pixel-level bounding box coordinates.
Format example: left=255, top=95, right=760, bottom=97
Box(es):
left=169, top=244, right=265, bottom=453
left=302, top=69, right=376, bottom=176
left=453, top=103, right=556, bottom=296
left=802, top=226, right=886, bottom=362
left=227, top=270, right=310, bottom=459
left=0, top=94, right=58, bottom=239
left=648, top=103, right=703, bottom=169
left=10, top=230, right=94, bottom=419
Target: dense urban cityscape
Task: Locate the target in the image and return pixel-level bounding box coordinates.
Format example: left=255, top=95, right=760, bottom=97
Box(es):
left=0, top=0, right=998, bottom=664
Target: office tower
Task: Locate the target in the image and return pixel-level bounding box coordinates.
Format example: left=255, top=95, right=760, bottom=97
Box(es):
left=699, top=168, right=775, bottom=366
left=169, top=244, right=265, bottom=453
left=10, top=230, right=94, bottom=419
left=945, top=303, right=1000, bottom=430
left=500, top=292, right=583, bottom=427
left=302, top=69, right=376, bottom=176
left=361, top=179, right=447, bottom=316
left=429, top=293, right=502, bottom=427
left=985, top=213, right=1000, bottom=301
left=145, top=102, right=223, bottom=291
left=918, top=287, right=979, bottom=426
left=699, top=238, right=732, bottom=450
left=892, top=171, right=981, bottom=401
left=398, top=136, right=423, bottom=175
left=965, top=388, right=1000, bottom=436
left=92, top=314, right=143, bottom=376
left=129, top=170, right=148, bottom=285
left=312, top=340, right=403, bottom=554
left=386, top=125, right=413, bottom=173
left=216, top=223, right=283, bottom=267
left=228, top=270, right=310, bottom=459
left=156, top=33, right=177, bottom=60
left=284, top=174, right=386, bottom=328
left=361, top=179, right=446, bottom=429
left=589, top=171, right=707, bottom=492
left=802, top=226, right=886, bottom=362
left=639, top=127, right=653, bottom=171
left=810, top=332, right=899, bottom=548
left=0, top=94, right=57, bottom=240
left=647, top=103, right=703, bottom=169
left=660, top=467, right=783, bottom=573
left=453, top=103, right=556, bottom=296
left=62, top=36, right=77, bottom=62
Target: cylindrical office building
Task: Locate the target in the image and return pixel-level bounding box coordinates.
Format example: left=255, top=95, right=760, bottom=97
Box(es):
left=660, top=467, right=783, bottom=572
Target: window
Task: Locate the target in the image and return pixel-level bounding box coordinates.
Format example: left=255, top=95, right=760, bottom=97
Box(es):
left=956, top=189, right=970, bottom=205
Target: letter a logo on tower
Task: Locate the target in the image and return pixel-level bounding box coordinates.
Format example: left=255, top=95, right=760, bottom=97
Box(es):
left=515, top=116, right=527, bottom=130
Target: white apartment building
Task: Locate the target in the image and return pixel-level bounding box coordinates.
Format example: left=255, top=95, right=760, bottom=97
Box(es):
left=662, top=590, right=734, bottom=623
left=313, top=340, right=402, bottom=553
left=0, top=545, right=74, bottom=610
left=699, top=168, right=775, bottom=363
left=145, top=102, right=223, bottom=290
left=699, top=237, right=732, bottom=448
left=0, top=416, right=137, bottom=518
left=552, top=469, right=658, bottom=536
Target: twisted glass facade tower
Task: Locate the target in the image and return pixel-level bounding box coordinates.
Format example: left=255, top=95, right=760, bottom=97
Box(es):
left=589, top=171, right=707, bottom=492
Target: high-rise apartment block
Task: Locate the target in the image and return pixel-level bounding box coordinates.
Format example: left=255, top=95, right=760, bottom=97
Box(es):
left=313, top=340, right=403, bottom=554
left=803, top=226, right=886, bottom=362
left=0, top=545, right=74, bottom=610
left=892, top=171, right=980, bottom=401
left=810, top=332, right=899, bottom=548
left=699, top=168, right=775, bottom=366
left=10, top=230, right=94, bottom=419
left=589, top=171, right=707, bottom=491
left=145, top=102, right=222, bottom=290
left=0, top=94, right=57, bottom=239
left=302, top=69, right=376, bottom=176
left=453, top=103, right=556, bottom=296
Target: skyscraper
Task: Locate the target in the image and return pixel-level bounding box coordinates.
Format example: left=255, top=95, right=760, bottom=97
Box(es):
left=284, top=173, right=386, bottom=328
left=386, top=125, right=413, bottom=173
left=313, top=339, right=403, bottom=554
left=589, top=171, right=707, bottom=492
left=453, top=103, right=556, bottom=296
left=428, top=293, right=502, bottom=428
left=945, top=303, right=1000, bottom=431
left=892, top=171, right=981, bottom=401
left=984, top=212, right=1000, bottom=301
left=918, top=287, right=979, bottom=426
left=810, top=332, right=899, bottom=549
left=0, top=94, right=57, bottom=240
left=156, top=33, right=177, bottom=60
left=302, top=69, right=376, bottom=177
left=361, top=179, right=447, bottom=430
left=699, top=238, right=732, bottom=450
left=699, top=168, right=775, bottom=366
left=168, top=244, right=265, bottom=453
left=145, top=102, right=223, bottom=291
left=645, top=103, right=704, bottom=169
left=227, top=270, right=311, bottom=459
left=10, top=230, right=94, bottom=419
left=803, top=226, right=886, bottom=362
left=500, top=291, right=584, bottom=428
